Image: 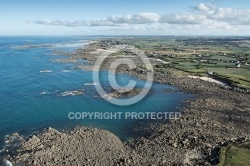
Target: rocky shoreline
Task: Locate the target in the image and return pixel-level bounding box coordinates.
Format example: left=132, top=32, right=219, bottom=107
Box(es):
left=2, top=42, right=250, bottom=165
left=104, top=88, right=149, bottom=99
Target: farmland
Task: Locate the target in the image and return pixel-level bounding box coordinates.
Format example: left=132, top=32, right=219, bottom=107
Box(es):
left=100, top=36, right=250, bottom=89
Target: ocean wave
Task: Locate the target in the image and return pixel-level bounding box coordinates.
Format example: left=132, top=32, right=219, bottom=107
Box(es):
left=39, top=70, right=52, bottom=73
left=84, top=82, right=98, bottom=86
left=2, top=133, right=24, bottom=153
left=39, top=91, right=51, bottom=95
left=61, top=70, right=72, bottom=73
left=57, top=89, right=84, bottom=97
left=3, top=160, right=13, bottom=166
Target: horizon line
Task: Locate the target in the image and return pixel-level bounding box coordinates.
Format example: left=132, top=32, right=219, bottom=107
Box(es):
left=0, top=35, right=250, bottom=37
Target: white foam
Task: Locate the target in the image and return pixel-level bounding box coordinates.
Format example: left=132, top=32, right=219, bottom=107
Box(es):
left=4, top=160, right=13, bottom=166
left=59, top=90, right=84, bottom=96
left=84, top=82, right=98, bottom=86
left=62, top=70, right=72, bottom=72
left=40, top=91, right=51, bottom=95
left=40, top=70, right=52, bottom=73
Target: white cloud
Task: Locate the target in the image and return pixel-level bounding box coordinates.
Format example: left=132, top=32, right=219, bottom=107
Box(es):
left=86, top=13, right=160, bottom=26
left=29, top=13, right=160, bottom=27
left=160, top=14, right=207, bottom=24
left=30, top=20, right=87, bottom=27
left=192, top=3, right=216, bottom=12
left=208, top=8, right=250, bottom=25
left=192, top=3, right=250, bottom=25
left=28, top=3, right=250, bottom=34
left=29, top=19, right=87, bottom=27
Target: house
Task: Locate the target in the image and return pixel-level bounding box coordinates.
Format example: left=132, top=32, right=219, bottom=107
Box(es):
left=208, top=70, right=214, bottom=75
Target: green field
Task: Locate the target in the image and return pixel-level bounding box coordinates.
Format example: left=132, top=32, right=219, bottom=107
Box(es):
left=99, top=37, right=250, bottom=89
left=218, top=143, right=250, bottom=166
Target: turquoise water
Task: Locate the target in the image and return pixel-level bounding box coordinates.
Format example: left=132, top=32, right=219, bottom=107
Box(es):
left=0, top=36, right=191, bottom=147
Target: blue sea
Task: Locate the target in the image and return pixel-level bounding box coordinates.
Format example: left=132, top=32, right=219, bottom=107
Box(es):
left=0, top=36, right=191, bottom=148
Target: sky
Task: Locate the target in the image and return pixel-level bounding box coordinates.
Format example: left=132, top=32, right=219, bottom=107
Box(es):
left=1, top=0, right=250, bottom=35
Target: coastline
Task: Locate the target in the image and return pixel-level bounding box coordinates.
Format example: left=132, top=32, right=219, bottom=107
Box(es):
left=3, top=40, right=250, bottom=165
left=187, top=76, right=226, bottom=86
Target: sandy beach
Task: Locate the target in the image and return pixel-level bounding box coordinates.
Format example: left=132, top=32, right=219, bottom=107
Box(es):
left=188, top=76, right=226, bottom=85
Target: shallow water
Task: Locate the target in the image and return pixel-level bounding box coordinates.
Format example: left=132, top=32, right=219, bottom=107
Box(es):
left=0, top=36, right=191, bottom=148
